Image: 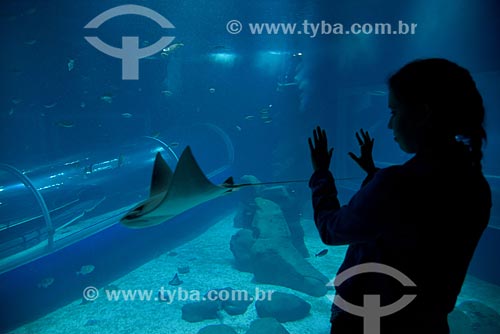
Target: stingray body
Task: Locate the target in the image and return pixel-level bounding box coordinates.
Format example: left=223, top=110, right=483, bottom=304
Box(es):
left=121, top=146, right=234, bottom=228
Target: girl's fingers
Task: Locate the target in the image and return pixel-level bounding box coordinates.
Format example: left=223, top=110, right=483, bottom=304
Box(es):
left=355, top=132, right=363, bottom=145
left=362, top=129, right=369, bottom=142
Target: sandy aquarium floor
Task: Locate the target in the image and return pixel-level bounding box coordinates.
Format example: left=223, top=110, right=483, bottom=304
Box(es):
left=10, top=213, right=500, bottom=334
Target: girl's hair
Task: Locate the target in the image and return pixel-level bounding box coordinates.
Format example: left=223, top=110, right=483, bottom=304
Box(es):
left=388, top=58, right=486, bottom=169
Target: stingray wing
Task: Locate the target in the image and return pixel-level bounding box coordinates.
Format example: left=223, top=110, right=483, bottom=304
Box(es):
left=121, top=146, right=232, bottom=228
left=150, top=152, right=173, bottom=197
left=120, top=152, right=172, bottom=226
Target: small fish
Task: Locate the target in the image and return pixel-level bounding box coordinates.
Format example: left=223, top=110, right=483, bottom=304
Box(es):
left=160, top=43, right=184, bottom=57
left=121, top=113, right=132, bottom=118
left=24, top=39, right=37, bottom=46
left=367, top=90, right=387, bottom=96
left=11, top=99, right=22, bottom=105
left=315, top=249, right=328, bottom=257
left=76, top=265, right=95, bottom=276
left=263, top=119, right=273, bottom=124
left=278, top=81, right=298, bottom=87
left=208, top=87, right=216, bottom=93
left=235, top=125, right=242, bottom=131
left=161, top=90, right=173, bottom=97
left=244, top=115, right=255, bottom=120
left=56, top=120, right=75, bottom=128
left=80, top=102, right=86, bottom=109
left=100, top=95, right=113, bottom=103
left=68, top=58, right=75, bottom=72
left=8, top=108, right=14, bottom=116
left=168, top=273, right=183, bottom=286
left=276, top=81, right=299, bottom=92
left=151, top=131, right=160, bottom=138
left=37, top=277, right=54, bottom=288
left=259, top=105, right=272, bottom=114
left=169, top=142, right=179, bottom=148
left=44, top=102, right=57, bottom=109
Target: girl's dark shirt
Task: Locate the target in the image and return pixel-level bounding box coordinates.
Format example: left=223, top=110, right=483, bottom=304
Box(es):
left=309, top=149, right=491, bottom=327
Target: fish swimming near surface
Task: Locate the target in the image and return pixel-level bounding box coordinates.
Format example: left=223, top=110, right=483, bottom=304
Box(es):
left=367, top=89, right=387, bottom=96
left=161, top=43, right=184, bottom=57
left=44, top=102, right=58, bottom=109
left=276, top=81, right=299, bottom=92
left=315, top=249, right=328, bottom=257
left=76, top=265, right=95, bottom=275
left=67, top=58, right=75, bottom=71
left=100, top=94, right=113, bottom=103
left=56, top=120, right=75, bottom=128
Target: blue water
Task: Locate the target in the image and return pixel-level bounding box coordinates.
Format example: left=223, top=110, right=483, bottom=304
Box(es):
left=1, top=0, right=500, bottom=333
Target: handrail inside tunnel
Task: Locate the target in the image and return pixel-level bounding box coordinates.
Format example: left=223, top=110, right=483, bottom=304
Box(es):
left=0, top=129, right=235, bottom=274
left=0, top=163, right=54, bottom=249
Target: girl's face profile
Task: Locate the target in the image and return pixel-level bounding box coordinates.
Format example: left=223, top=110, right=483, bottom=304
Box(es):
left=388, top=90, right=418, bottom=154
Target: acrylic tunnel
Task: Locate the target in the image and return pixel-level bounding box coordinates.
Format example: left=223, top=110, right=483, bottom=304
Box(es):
left=0, top=123, right=235, bottom=275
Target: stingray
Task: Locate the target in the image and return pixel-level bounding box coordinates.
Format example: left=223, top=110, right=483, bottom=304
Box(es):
left=120, top=146, right=350, bottom=229
left=120, top=146, right=236, bottom=228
